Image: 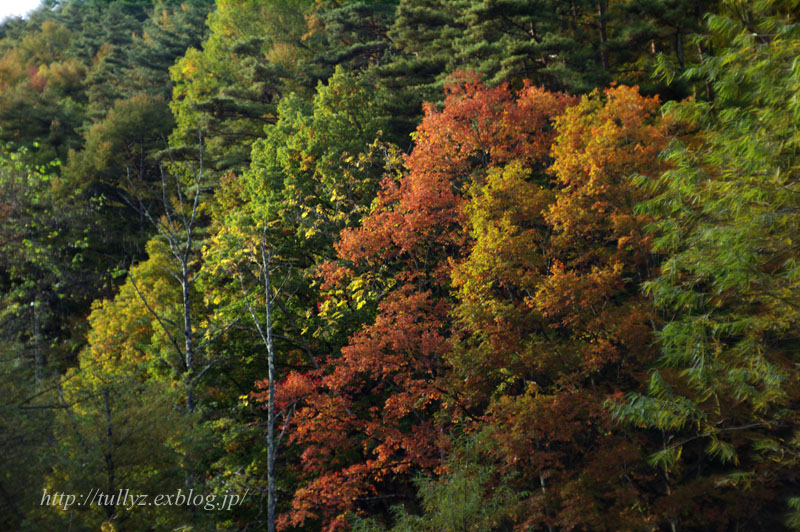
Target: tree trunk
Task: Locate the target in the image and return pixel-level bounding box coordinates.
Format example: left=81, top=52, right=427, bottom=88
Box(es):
left=262, top=246, right=277, bottom=532
left=32, top=300, right=41, bottom=390
left=597, top=1, right=609, bottom=71
left=103, top=389, right=116, bottom=519
left=182, top=263, right=195, bottom=412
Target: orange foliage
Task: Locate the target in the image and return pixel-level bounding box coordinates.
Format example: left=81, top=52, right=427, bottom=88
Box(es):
left=286, top=73, right=574, bottom=530
left=452, top=86, right=674, bottom=530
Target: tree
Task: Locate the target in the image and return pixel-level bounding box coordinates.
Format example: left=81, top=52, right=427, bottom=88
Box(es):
left=210, top=227, right=297, bottom=532
left=303, top=1, right=397, bottom=84
left=622, top=0, right=719, bottom=99
left=373, top=0, right=462, bottom=144
left=455, top=0, right=718, bottom=95
left=0, top=144, right=98, bottom=375
left=0, top=146, right=110, bottom=530
left=201, top=66, right=393, bottom=530
left=64, top=0, right=153, bottom=121
left=2, top=199, right=189, bottom=531
left=613, top=2, right=800, bottom=529
left=288, top=73, right=573, bottom=530
left=64, top=93, right=174, bottom=255
left=353, top=437, right=520, bottom=532
left=38, top=372, right=188, bottom=531
left=241, top=236, right=282, bottom=532
left=125, top=144, right=230, bottom=414
left=125, top=0, right=214, bottom=101
left=0, top=19, right=86, bottom=164
left=168, top=0, right=313, bottom=171
left=447, top=84, right=674, bottom=531
left=35, top=251, right=192, bottom=530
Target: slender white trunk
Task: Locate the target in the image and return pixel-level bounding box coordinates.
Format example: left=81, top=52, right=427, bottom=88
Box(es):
left=32, top=300, right=41, bottom=390
left=183, top=262, right=195, bottom=412
left=262, top=246, right=277, bottom=532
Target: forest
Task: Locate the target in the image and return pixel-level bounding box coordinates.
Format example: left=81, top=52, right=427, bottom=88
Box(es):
left=0, top=0, right=798, bottom=531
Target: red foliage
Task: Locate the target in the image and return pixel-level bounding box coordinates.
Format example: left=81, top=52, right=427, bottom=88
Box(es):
left=285, top=73, right=574, bottom=529
left=253, top=371, right=319, bottom=412
left=27, top=65, right=46, bottom=93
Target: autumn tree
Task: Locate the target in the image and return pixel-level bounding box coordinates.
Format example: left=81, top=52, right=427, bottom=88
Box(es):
left=0, top=18, right=86, bottom=164
left=449, top=85, right=676, bottom=531
left=287, top=72, right=573, bottom=530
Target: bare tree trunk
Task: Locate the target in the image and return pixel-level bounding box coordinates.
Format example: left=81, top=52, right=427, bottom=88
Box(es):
left=239, top=236, right=280, bottom=532
left=103, top=389, right=116, bottom=519
left=32, top=300, right=41, bottom=390
left=262, top=244, right=277, bottom=532
left=125, top=139, right=205, bottom=413
left=675, top=31, right=685, bottom=70
left=182, top=261, right=195, bottom=412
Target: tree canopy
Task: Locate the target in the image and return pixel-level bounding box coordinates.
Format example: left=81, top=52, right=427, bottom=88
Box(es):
left=1, top=1, right=798, bottom=531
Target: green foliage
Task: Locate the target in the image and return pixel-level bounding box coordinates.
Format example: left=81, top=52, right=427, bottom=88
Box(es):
left=352, top=437, right=520, bottom=532
left=373, top=0, right=460, bottom=142
left=304, top=1, right=398, bottom=82
left=3, top=0, right=800, bottom=530
left=169, top=0, right=314, bottom=171
left=0, top=144, right=101, bottom=368
left=614, top=1, right=800, bottom=528
left=246, top=67, right=389, bottom=241
left=0, top=338, right=55, bottom=532
left=207, top=66, right=391, bottom=346
left=126, top=0, right=215, bottom=101
left=39, top=372, right=190, bottom=532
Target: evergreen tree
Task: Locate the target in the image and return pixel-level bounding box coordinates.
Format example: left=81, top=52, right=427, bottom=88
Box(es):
left=126, top=0, right=214, bottom=101
left=304, top=1, right=397, bottom=84
left=169, top=0, right=313, bottom=172
left=376, top=0, right=462, bottom=143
